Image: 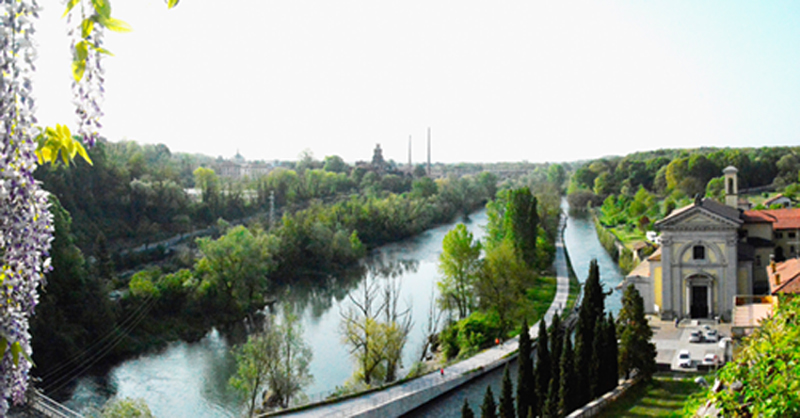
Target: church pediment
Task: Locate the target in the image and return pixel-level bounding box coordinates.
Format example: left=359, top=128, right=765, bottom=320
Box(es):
left=657, top=207, right=741, bottom=231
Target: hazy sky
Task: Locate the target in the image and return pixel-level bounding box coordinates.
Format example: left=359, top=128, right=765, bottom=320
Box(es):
left=31, top=1, right=800, bottom=164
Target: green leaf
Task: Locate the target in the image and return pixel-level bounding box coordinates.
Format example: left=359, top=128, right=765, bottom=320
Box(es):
left=91, top=0, right=111, bottom=19
left=10, top=341, right=21, bottom=367
left=63, top=0, right=80, bottom=18
left=72, top=41, right=89, bottom=82
left=168, top=0, right=180, bottom=8
left=93, top=46, right=115, bottom=56
left=82, top=18, right=95, bottom=39
left=0, top=336, right=7, bottom=361
left=73, top=137, right=94, bottom=165
left=97, top=16, right=132, bottom=33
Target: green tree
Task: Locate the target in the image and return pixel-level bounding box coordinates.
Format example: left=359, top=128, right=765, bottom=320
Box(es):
left=462, top=397, right=476, bottom=418
left=481, top=386, right=497, bottom=418
left=476, top=240, right=532, bottom=336
left=706, top=296, right=800, bottom=417
left=534, top=319, right=551, bottom=413
left=195, top=225, right=278, bottom=313
left=437, top=224, right=482, bottom=320
left=499, top=365, right=515, bottom=418
left=617, top=284, right=656, bottom=380
left=548, top=313, right=563, bottom=399
left=559, top=334, right=577, bottom=416
left=601, top=313, right=619, bottom=394
left=322, top=155, right=348, bottom=173
left=230, top=306, right=313, bottom=414
left=574, top=259, right=605, bottom=405
left=517, top=319, right=534, bottom=418
left=100, top=397, right=154, bottom=418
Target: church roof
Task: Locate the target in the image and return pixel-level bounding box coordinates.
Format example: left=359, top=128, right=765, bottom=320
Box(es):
left=656, top=197, right=743, bottom=229
left=647, top=247, right=662, bottom=261
left=768, top=258, right=800, bottom=295
left=627, top=259, right=651, bottom=279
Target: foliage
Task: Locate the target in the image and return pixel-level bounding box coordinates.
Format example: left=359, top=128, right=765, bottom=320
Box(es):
left=437, top=224, right=482, bottom=320
left=100, top=397, right=154, bottom=418
left=476, top=240, right=534, bottom=336
left=558, top=333, right=578, bottom=416
left=575, top=259, right=606, bottom=406
left=704, top=296, right=800, bottom=417
left=481, top=385, right=498, bottom=418
left=617, top=285, right=656, bottom=381
left=195, top=225, right=278, bottom=314
left=230, top=307, right=313, bottom=415
left=340, top=275, right=411, bottom=385
left=499, top=365, right=515, bottom=418
left=516, top=318, right=534, bottom=418
left=534, top=319, right=551, bottom=413
left=462, top=397, right=476, bottom=418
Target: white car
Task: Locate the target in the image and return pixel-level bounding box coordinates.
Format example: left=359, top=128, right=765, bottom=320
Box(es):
left=705, top=329, right=719, bottom=342
left=689, top=330, right=703, bottom=343
left=702, top=353, right=721, bottom=367
left=678, top=350, right=692, bottom=368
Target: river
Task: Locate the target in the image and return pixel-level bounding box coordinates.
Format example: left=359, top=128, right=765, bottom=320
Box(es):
left=63, top=210, right=489, bottom=417
left=406, top=199, right=626, bottom=417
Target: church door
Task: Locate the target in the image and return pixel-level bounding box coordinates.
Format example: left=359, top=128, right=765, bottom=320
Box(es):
left=690, top=285, right=709, bottom=318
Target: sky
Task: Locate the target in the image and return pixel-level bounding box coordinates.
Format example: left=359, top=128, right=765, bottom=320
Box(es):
left=31, top=1, right=800, bottom=164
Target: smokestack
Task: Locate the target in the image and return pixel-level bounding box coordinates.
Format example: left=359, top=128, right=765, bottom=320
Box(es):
left=771, top=259, right=777, bottom=273
left=776, top=274, right=781, bottom=285
left=427, top=127, right=431, bottom=176
left=408, top=135, right=412, bottom=173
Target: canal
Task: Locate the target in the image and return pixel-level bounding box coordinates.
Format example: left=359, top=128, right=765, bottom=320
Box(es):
left=406, top=199, right=626, bottom=417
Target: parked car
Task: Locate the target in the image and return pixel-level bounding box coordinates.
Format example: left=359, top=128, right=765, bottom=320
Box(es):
left=689, top=330, right=704, bottom=343
left=705, top=329, right=719, bottom=342
left=702, top=353, right=721, bottom=367
left=678, top=350, right=692, bottom=368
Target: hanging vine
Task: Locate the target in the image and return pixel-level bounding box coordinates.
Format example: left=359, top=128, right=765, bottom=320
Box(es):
left=0, top=0, right=178, bottom=412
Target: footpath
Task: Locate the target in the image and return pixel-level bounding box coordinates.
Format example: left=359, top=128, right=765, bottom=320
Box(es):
left=271, top=219, right=571, bottom=418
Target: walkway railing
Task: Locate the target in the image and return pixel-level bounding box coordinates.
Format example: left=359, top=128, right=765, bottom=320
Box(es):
left=27, top=391, right=83, bottom=418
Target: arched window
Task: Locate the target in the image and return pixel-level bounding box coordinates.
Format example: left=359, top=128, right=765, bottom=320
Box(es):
left=727, top=178, right=734, bottom=194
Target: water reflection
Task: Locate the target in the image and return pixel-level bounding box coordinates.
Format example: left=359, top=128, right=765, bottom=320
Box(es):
left=67, top=210, right=488, bottom=417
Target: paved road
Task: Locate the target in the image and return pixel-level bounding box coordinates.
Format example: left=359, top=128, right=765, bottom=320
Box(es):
left=276, top=220, right=571, bottom=418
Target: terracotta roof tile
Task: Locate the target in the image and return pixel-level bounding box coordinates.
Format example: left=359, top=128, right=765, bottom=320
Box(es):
left=767, top=258, right=800, bottom=295
left=760, top=208, right=800, bottom=230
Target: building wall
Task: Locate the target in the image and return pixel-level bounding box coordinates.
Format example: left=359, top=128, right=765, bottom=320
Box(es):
left=743, top=223, right=773, bottom=241
left=653, top=264, right=663, bottom=312
left=660, top=227, right=738, bottom=321
left=774, top=228, right=800, bottom=258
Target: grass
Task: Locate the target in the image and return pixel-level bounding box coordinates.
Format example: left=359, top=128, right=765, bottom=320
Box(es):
left=610, top=226, right=647, bottom=247
left=597, top=377, right=703, bottom=418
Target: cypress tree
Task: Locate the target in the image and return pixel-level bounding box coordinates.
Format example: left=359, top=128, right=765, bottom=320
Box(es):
left=618, top=284, right=657, bottom=380
left=535, top=319, right=551, bottom=413
left=549, top=312, right=563, bottom=393
left=543, top=377, right=560, bottom=418
left=499, top=365, right=515, bottom=418
left=589, top=317, right=603, bottom=399
left=481, top=386, right=498, bottom=418
left=603, top=313, right=620, bottom=393
left=462, top=397, right=475, bottom=418
left=559, top=334, right=577, bottom=416
left=575, top=259, right=605, bottom=406
left=517, top=319, right=534, bottom=418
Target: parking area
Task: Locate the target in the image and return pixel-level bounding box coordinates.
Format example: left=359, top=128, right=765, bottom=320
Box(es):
left=648, top=316, right=732, bottom=372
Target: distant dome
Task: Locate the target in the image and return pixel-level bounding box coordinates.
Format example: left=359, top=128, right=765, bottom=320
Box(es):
left=723, top=166, right=738, bottom=174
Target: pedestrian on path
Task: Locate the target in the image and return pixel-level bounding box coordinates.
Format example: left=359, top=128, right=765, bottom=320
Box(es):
left=440, top=368, right=444, bottom=377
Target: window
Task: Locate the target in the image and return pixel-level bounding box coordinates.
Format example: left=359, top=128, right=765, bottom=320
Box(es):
left=792, top=246, right=796, bottom=255
left=776, top=232, right=784, bottom=239
left=693, top=245, right=706, bottom=260
left=756, top=255, right=762, bottom=266
left=789, top=232, right=797, bottom=239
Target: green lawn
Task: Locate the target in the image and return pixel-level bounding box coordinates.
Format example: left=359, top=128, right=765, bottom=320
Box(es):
left=610, top=226, right=647, bottom=247
left=597, top=377, right=702, bottom=418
